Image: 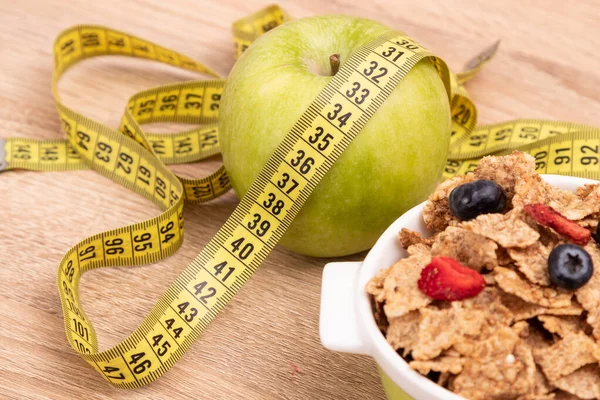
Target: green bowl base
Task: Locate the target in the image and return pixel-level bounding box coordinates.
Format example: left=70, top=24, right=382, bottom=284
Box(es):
left=378, top=368, right=414, bottom=400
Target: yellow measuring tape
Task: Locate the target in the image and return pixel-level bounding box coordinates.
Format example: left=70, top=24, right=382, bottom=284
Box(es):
left=1, top=5, right=599, bottom=388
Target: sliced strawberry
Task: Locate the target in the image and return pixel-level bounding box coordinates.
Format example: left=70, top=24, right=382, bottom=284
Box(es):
left=524, top=204, right=591, bottom=246
left=418, top=257, right=486, bottom=301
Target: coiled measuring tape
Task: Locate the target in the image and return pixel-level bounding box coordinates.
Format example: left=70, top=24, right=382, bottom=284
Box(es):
left=1, top=4, right=599, bottom=388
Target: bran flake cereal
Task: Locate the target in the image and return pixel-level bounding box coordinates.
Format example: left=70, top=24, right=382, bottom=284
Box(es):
left=499, top=291, right=583, bottom=321
left=381, top=244, right=432, bottom=318
left=530, top=367, right=555, bottom=397
left=411, top=304, right=487, bottom=360
left=553, top=365, right=600, bottom=399
left=449, top=329, right=536, bottom=399
left=574, top=244, right=600, bottom=339
left=386, top=311, right=420, bottom=356
left=507, top=242, right=552, bottom=286
left=533, top=332, right=598, bottom=382
left=462, top=210, right=540, bottom=248
left=515, top=177, right=600, bottom=222
left=431, top=226, right=498, bottom=271
left=399, top=228, right=435, bottom=249
left=409, top=356, right=465, bottom=375
left=494, top=267, right=573, bottom=308
left=538, top=315, right=591, bottom=338
left=366, top=152, right=600, bottom=399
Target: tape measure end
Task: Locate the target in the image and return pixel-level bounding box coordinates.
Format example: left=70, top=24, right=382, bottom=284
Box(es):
left=490, top=39, right=502, bottom=54
left=0, top=137, right=6, bottom=172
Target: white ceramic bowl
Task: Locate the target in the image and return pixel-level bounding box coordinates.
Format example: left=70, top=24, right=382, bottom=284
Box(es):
left=319, top=175, right=598, bottom=400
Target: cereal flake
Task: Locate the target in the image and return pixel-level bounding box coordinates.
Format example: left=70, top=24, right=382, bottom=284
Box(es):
left=494, top=267, right=572, bottom=308
left=450, top=328, right=535, bottom=400
left=499, top=291, right=583, bottom=321
left=398, top=228, right=435, bottom=249
left=379, top=244, right=433, bottom=318
left=575, top=244, right=600, bottom=339
left=553, top=365, right=600, bottom=399
left=507, top=242, right=552, bottom=286
left=409, top=356, right=465, bottom=375
left=431, top=226, right=498, bottom=271
left=462, top=210, right=540, bottom=248
left=538, top=315, right=589, bottom=338
left=411, top=304, right=487, bottom=360
left=386, top=311, right=420, bottom=355
left=534, top=332, right=598, bottom=382
left=514, top=176, right=600, bottom=221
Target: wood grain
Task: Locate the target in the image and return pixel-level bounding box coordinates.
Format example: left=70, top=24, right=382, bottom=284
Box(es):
left=1, top=0, right=599, bottom=399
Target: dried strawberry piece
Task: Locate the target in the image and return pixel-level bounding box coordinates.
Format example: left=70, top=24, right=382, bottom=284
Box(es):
left=524, top=204, right=591, bottom=246
left=418, top=257, right=486, bottom=301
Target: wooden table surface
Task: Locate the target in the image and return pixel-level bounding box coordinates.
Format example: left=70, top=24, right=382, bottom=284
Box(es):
left=1, top=0, right=600, bottom=399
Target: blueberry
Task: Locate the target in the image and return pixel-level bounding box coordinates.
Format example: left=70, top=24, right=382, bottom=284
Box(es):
left=448, top=180, right=506, bottom=220
left=548, top=244, right=594, bottom=290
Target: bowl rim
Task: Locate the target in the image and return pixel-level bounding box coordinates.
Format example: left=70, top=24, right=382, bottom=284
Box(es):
left=354, top=174, right=599, bottom=400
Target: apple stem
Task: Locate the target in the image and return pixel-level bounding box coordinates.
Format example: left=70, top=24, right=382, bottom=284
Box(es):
left=329, top=54, right=340, bottom=76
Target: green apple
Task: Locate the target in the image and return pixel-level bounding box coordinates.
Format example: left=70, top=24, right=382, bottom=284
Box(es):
left=219, top=16, right=451, bottom=257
